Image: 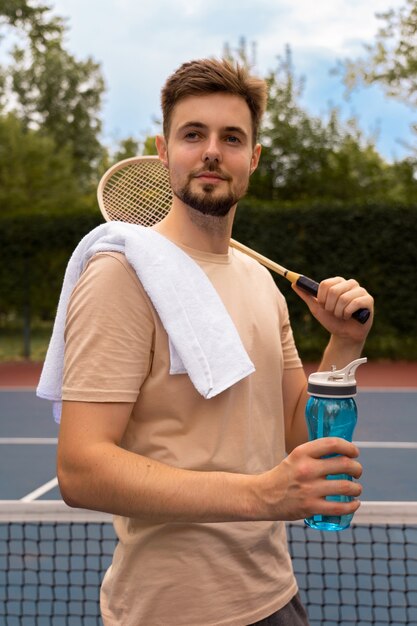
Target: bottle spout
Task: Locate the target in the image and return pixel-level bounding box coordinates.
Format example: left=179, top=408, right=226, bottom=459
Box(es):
left=329, top=357, right=367, bottom=384
left=308, top=357, right=367, bottom=397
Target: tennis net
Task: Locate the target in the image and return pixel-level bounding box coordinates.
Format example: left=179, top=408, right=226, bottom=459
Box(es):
left=1, top=500, right=417, bottom=626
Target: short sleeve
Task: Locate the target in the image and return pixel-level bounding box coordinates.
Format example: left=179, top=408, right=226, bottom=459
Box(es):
left=278, top=293, right=303, bottom=370
left=62, top=252, right=155, bottom=402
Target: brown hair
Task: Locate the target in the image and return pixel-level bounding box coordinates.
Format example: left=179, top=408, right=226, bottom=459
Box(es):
left=161, top=58, right=268, bottom=145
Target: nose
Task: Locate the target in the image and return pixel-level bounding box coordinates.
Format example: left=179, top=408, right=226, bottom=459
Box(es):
left=202, top=135, right=222, bottom=165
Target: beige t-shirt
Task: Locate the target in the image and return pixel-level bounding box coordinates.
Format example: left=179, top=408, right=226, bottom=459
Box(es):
left=63, top=243, right=303, bottom=626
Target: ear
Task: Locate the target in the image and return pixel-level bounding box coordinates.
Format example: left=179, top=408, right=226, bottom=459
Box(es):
left=155, top=135, right=168, bottom=168
left=250, top=143, right=262, bottom=175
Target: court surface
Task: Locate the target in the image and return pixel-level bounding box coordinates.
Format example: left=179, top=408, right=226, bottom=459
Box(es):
left=0, top=387, right=416, bottom=503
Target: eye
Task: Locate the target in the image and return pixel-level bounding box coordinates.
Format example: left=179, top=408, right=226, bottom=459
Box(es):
left=225, top=135, right=240, bottom=144
left=184, top=131, right=200, bottom=141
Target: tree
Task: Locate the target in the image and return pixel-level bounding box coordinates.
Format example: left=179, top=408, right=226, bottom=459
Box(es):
left=112, top=137, right=140, bottom=163
left=223, top=36, right=257, bottom=70
left=142, top=135, right=158, bottom=156
left=0, top=0, right=63, bottom=46
left=1, top=0, right=106, bottom=192
left=340, top=0, right=417, bottom=143
left=249, top=46, right=394, bottom=203
left=0, top=0, right=63, bottom=107
left=0, top=112, right=79, bottom=214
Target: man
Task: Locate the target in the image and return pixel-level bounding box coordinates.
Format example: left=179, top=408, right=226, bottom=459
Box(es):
left=57, top=59, right=373, bottom=625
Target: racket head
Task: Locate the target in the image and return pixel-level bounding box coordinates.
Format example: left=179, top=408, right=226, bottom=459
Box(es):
left=97, top=155, right=173, bottom=226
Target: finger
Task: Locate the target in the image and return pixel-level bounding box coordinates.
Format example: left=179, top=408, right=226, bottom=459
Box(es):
left=316, top=276, right=346, bottom=305
left=320, top=478, right=362, bottom=498
left=318, top=457, right=363, bottom=480
left=304, top=437, right=360, bottom=459
left=344, top=293, right=374, bottom=322
left=317, top=497, right=362, bottom=517
left=330, top=285, right=373, bottom=321
left=319, top=278, right=360, bottom=316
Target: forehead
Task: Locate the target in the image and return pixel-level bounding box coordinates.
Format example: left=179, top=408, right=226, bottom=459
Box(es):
left=168, top=93, right=253, bottom=137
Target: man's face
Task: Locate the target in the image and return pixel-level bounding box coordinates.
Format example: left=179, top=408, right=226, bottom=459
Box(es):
left=159, top=93, right=261, bottom=217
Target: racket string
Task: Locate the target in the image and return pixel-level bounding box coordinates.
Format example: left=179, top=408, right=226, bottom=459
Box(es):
left=101, top=159, right=173, bottom=226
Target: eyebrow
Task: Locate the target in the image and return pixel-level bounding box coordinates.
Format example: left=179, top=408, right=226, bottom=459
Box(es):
left=177, top=121, right=248, bottom=138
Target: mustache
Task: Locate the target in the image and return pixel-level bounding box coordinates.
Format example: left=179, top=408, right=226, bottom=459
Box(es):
left=190, top=163, right=232, bottom=181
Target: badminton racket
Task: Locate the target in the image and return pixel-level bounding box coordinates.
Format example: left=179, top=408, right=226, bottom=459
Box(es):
left=97, top=156, right=370, bottom=324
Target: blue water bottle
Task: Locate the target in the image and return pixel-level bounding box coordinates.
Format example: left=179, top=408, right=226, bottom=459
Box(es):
left=304, top=357, right=367, bottom=532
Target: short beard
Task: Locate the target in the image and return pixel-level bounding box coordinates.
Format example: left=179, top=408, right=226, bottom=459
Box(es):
left=175, top=184, right=238, bottom=217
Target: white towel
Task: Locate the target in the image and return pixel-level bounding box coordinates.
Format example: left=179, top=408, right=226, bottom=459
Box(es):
left=37, top=222, right=255, bottom=420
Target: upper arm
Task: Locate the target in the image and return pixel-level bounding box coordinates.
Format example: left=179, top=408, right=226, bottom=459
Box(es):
left=59, top=400, right=134, bottom=449
left=282, top=367, right=309, bottom=453
left=58, top=254, right=154, bottom=503
left=57, top=400, right=134, bottom=500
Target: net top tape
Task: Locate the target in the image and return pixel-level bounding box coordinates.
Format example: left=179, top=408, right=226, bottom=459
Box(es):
left=1, top=500, right=417, bottom=524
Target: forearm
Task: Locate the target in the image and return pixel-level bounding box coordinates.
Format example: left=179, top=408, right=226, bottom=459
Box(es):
left=318, top=333, right=365, bottom=372
left=57, top=403, right=362, bottom=524
left=285, top=276, right=372, bottom=452
left=58, top=438, right=362, bottom=524
left=284, top=335, right=365, bottom=453
left=58, top=442, right=259, bottom=523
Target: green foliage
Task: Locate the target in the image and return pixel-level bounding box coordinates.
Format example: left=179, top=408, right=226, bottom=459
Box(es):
left=142, top=135, right=158, bottom=156
left=339, top=0, right=417, bottom=151
left=0, top=0, right=64, bottom=43
left=0, top=319, right=52, bottom=361
left=1, top=0, right=106, bottom=192
left=233, top=200, right=417, bottom=360
left=223, top=36, right=257, bottom=70
left=112, top=137, right=141, bottom=163
left=0, top=209, right=102, bottom=326
left=249, top=46, right=410, bottom=204
left=0, top=112, right=81, bottom=213
left=10, top=41, right=105, bottom=191
left=341, top=0, right=417, bottom=104
left=0, top=19, right=415, bottom=361
left=1, top=203, right=416, bottom=360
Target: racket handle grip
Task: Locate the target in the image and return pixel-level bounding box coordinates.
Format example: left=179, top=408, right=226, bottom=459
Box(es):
left=296, top=275, right=371, bottom=325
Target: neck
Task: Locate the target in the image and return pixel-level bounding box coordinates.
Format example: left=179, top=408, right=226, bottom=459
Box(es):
left=153, top=198, right=236, bottom=254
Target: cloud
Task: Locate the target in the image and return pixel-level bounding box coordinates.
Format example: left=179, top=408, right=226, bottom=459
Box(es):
left=48, top=0, right=413, bottom=158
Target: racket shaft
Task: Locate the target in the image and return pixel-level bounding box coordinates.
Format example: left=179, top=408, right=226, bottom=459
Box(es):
left=230, top=238, right=288, bottom=276
left=230, top=240, right=370, bottom=325
left=97, top=158, right=370, bottom=325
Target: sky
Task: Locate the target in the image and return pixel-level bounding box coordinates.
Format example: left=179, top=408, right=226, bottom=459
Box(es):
left=15, top=0, right=417, bottom=160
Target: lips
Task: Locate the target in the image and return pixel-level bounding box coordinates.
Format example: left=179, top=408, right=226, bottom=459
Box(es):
left=194, top=171, right=227, bottom=182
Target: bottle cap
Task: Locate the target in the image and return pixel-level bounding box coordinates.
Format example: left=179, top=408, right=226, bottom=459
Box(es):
left=307, top=357, right=367, bottom=398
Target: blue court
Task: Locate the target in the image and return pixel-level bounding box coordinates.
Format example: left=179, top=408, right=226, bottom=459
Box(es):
left=1, top=387, right=417, bottom=626
left=0, top=388, right=416, bottom=502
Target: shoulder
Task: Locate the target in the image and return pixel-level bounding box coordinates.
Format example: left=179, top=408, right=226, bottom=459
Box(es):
left=79, top=251, right=151, bottom=300
left=230, top=247, right=286, bottom=302
left=70, top=251, right=154, bottom=320
left=83, top=251, right=139, bottom=285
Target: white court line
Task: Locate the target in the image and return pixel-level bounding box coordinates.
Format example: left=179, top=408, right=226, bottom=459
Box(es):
left=20, top=477, right=59, bottom=502
left=355, top=441, right=417, bottom=449
left=0, top=387, right=37, bottom=391
left=1, top=438, right=416, bottom=448
left=0, top=437, right=57, bottom=444
left=358, top=387, right=417, bottom=392
left=2, top=438, right=415, bottom=448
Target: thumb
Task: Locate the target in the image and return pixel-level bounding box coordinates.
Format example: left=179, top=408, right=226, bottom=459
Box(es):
left=291, top=282, right=317, bottom=307
left=291, top=282, right=324, bottom=321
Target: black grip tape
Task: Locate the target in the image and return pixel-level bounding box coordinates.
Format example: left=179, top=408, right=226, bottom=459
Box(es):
left=296, top=275, right=371, bottom=325
left=296, top=275, right=319, bottom=296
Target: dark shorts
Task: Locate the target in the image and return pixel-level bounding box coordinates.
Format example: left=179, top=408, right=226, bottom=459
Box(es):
left=247, top=593, right=310, bottom=626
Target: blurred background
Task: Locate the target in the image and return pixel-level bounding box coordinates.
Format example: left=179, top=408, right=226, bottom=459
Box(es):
left=1, top=0, right=416, bottom=363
